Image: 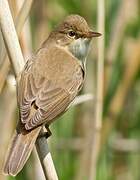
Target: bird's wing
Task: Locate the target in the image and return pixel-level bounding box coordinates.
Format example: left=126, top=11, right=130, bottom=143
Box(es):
left=18, top=48, right=83, bottom=130
left=25, top=88, right=71, bottom=130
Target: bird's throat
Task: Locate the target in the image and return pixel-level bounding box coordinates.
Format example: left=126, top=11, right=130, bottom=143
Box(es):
left=68, top=38, right=91, bottom=65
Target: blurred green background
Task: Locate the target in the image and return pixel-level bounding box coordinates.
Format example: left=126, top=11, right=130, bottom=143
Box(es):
left=0, top=0, right=140, bottom=180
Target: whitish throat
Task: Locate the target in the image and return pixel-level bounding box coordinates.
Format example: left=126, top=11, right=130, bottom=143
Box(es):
left=68, top=38, right=91, bottom=69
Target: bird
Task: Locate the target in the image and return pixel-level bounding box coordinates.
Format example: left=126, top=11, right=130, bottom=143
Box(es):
left=3, top=14, right=101, bottom=176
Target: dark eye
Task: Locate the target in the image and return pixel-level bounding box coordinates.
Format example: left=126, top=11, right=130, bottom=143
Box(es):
left=68, top=30, right=76, bottom=37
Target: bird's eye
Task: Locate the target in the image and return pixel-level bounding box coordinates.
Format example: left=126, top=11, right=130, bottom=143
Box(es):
left=68, top=30, right=76, bottom=37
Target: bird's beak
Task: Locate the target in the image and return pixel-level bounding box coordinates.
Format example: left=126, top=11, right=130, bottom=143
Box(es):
left=85, top=31, right=102, bottom=38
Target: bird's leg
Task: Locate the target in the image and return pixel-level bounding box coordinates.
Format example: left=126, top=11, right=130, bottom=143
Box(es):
left=38, top=125, right=52, bottom=139
left=44, top=124, right=52, bottom=138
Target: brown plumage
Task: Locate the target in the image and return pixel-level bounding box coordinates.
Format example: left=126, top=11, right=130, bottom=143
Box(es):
left=3, top=14, right=101, bottom=176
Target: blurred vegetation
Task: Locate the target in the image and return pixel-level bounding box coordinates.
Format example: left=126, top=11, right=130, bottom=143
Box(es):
left=0, top=0, right=140, bottom=180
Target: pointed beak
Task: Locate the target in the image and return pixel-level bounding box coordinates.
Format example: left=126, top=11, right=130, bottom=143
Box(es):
left=85, top=31, right=102, bottom=38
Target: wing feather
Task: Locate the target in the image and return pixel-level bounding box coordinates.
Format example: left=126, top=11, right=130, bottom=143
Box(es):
left=25, top=90, right=70, bottom=130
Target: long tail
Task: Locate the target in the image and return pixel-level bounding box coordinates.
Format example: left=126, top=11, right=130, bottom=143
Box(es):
left=3, top=122, right=42, bottom=176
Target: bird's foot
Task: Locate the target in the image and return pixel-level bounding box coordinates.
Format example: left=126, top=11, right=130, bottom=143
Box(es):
left=38, top=125, right=52, bottom=139
left=45, top=124, right=52, bottom=138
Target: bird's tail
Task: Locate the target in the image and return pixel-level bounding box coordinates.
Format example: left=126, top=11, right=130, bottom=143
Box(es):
left=3, top=122, right=41, bottom=176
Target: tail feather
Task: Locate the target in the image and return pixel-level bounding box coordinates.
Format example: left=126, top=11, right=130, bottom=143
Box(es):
left=3, top=123, right=41, bottom=176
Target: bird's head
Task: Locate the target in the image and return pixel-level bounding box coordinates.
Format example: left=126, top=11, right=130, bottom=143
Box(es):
left=49, top=15, right=101, bottom=62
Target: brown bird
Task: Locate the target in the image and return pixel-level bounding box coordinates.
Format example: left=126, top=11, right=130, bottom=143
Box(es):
left=3, top=14, right=101, bottom=176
